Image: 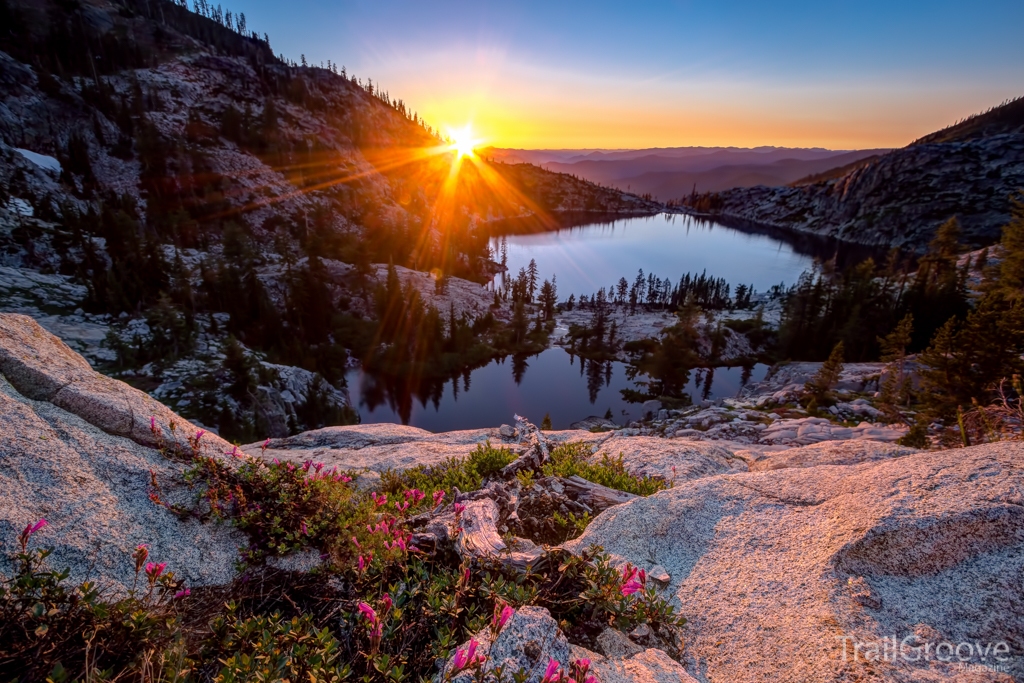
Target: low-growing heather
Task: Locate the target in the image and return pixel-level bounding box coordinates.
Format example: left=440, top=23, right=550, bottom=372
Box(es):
left=542, top=442, right=670, bottom=496
left=379, top=441, right=516, bottom=500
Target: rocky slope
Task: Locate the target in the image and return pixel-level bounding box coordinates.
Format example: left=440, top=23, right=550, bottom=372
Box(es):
left=3, top=313, right=1020, bottom=681
left=708, top=97, right=1024, bottom=251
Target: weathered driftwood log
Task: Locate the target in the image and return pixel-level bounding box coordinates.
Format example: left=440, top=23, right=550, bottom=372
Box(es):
left=407, top=416, right=638, bottom=571
left=498, top=415, right=551, bottom=477
left=456, top=498, right=544, bottom=571
left=558, top=475, right=637, bottom=512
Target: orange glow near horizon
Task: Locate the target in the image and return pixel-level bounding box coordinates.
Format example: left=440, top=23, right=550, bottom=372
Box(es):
left=368, top=53, right=1020, bottom=151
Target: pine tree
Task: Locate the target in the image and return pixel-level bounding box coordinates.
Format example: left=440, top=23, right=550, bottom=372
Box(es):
left=917, top=317, right=961, bottom=419
left=538, top=279, right=557, bottom=321
left=541, top=413, right=552, bottom=430
left=527, top=258, right=538, bottom=303
left=878, top=314, right=914, bottom=386
left=805, top=341, right=844, bottom=403
left=993, top=195, right=1024, bottom=300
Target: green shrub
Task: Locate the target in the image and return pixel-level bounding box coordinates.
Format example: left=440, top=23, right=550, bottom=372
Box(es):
left=380, top=442, right=515, bottom=500
left=898, top=421, right=930, bottom=448
left=551, top=510, right=592, bottom=542
left=205, top=604, right=351, bottom=683
left=541, top=442, right=669, bottom=496
left=0, top=526, right=188, bottom=683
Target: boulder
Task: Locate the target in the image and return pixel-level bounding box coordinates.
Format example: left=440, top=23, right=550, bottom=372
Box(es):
left=596, top=628, right=643, bottom=658
left=442, top=607, right=698, bottom=683
left=749, top=439, right=917, bottom=471
left=0, top=314, right=231, bottom=454
left=569, top=416, right=619, bottom=431
left=440, top=606, right=572, bottom=683
left=579, top=647, right=700, bottom=683
left=0, top=375, right=243, bottom=594
left=595, top=435, right=746, bottom=482
left=567, top=443, right=1024, bottom=682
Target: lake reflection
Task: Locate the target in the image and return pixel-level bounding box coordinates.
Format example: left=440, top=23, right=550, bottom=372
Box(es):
left=348, top=348, right=769, bottom=432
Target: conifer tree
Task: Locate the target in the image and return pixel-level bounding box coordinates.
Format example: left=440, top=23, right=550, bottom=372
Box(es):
left=527, top=258, right=538, bottom=302
left=993, top=196, right=1024, bottom=300
left=805, top=341, right=844, bottom=403
left=878, top=314, right=914, bottom=388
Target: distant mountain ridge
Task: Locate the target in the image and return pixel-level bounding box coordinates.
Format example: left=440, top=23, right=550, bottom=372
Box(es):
left=707, top=96, right=1024, bottom=251
left=483, top=146, right=888, bottom=199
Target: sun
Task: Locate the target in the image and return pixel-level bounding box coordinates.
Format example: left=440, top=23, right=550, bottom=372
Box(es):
left=448, top=125, right=479, bottom=158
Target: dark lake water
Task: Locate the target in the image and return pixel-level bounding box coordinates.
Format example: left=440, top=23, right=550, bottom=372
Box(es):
left=347, top=212, right=850, bottom=432
left=488, top=212, right=838, bottom=298
left=347, top=349, right=769, bottom=432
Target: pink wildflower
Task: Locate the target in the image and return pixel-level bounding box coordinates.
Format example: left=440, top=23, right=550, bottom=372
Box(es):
left=351, top=536, right=361, bottom=549
left=358, top=555, right=366, bottom=573
left=174, top=588, right=191, bottom=600
left=301, top=521, right=308, bottom=535
left=195, top=429, right=205, bottom=441
left=133, top=544, right=149, bottom=573
left=571, top=658, right=594, bottom=683
left=145, top=562, right=167, bottom=582
left=620, top=580, right=642, bottom=596
left=357, top=601, right=377, bottom=623
left=150, top=416, right=158, bottom=434
left=433, top=490, right=446, bottom=506
left=225, top=445, right=243, bottom=458
left=491, top=601, right=515, bottom=634
left=261, top=438, right=271, bottom=453
left=454, top=502, right=466, bottom=517
left=451, top=639, right=485, bottom=673
left=381, top=594, right=393, bottom=612
left=371, top=492, right=387, bottom=507
left=541, top=658, right=563, bottom=683
left=18, top=519, right=47, bottom=548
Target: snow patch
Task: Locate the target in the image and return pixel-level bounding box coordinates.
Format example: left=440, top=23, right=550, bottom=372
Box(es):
left=15, top=148, right=62, bottom=174
left=6, top=198, right=33, bottom=216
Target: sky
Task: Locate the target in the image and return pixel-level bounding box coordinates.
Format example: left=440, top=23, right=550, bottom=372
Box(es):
left=232, top=0, right=1024, bottom=150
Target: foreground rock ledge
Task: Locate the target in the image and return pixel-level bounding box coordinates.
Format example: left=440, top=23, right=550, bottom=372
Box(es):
left=566, top=443, right=1024, bottom=682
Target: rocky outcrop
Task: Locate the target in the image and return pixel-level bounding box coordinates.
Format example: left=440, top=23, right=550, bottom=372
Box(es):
left=0, top=315, right=242, bottom=593
left=710, top=98, right=1024, bottom=251
left=0, top=314, right=230, bottom=453
left=567, top=443, right=1024, bottom=682
left=442, top=606, right=698, bottom=683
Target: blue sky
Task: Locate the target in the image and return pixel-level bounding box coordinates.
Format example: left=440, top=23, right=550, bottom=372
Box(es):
left=230, top=0, right=1024, bottom=148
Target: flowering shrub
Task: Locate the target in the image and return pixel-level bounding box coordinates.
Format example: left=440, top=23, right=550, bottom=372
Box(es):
left=0, top=522, right=189, bottom=682
left=1, top=419, right=687, bottom=682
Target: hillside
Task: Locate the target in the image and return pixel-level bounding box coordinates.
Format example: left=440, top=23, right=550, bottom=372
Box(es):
left=701, top=97, right=1024, bottom=251
left=484, top=146, right=887, bottom=199
left=0, top=0, right=660, bottom=440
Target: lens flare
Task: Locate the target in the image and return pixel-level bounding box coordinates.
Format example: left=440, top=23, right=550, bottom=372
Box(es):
left=448, top=125, right=479, bottom=158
